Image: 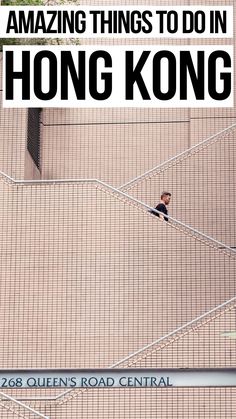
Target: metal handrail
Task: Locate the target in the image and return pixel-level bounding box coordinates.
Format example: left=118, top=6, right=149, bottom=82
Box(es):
left=111, top=295, right=236, bottom=369
left=0, top=391, right=49, bottom=419
left=55, top=294, right=236, bottom=404
left=0, top=170, right=235, bottom=256
left=119, top=123, right=236, bottom=190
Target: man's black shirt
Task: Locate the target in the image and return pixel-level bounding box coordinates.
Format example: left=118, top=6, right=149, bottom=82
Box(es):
left=154, top=203, right=168, bottom=221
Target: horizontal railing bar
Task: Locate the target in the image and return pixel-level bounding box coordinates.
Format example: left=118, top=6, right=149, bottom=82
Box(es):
left=0, top=172, right=234, bottom=255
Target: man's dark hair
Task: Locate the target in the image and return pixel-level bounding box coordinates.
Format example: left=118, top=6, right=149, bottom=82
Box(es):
left=161, top=191, right=171, bottom=199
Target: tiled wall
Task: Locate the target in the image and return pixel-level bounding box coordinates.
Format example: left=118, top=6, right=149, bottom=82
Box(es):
left=0, top=0, right=235, bottom=417
left=0, top=177, right=235, bottom=417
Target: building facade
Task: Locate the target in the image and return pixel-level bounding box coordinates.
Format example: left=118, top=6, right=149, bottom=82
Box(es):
left=0, top=0, right=235, bottom=417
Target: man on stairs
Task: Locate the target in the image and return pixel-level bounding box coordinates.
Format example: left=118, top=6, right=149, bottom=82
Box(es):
left=151, top=191, right=171, bottom=221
